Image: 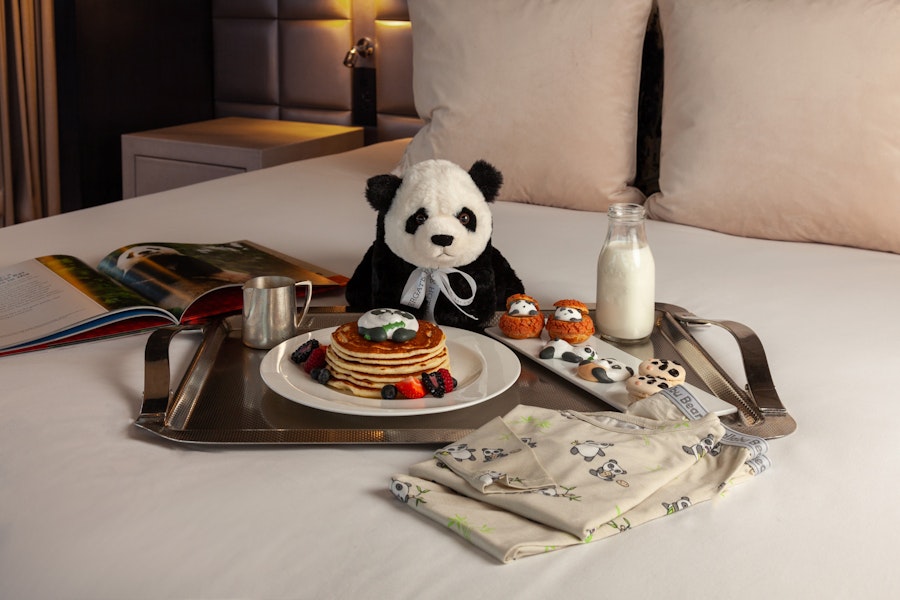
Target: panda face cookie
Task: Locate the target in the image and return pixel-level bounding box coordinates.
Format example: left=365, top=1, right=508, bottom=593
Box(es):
left=576, top=358, right=634, bottom=383
left=539, top=339, right=596, bottom=363
left=638, top=359, right=686, bottom=384
left=625, top=375, right=674, bottom=403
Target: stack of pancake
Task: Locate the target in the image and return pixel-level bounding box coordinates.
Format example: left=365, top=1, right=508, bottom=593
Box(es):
left=325, top=320, right=450, bottom=398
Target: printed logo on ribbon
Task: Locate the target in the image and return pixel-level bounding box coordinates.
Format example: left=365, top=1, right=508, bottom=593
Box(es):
left=721, top=431, right=769, bottom=459
left=660, top=386, right=708, bottom=421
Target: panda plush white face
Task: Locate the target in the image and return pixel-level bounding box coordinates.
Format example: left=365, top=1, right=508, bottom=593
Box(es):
left=383, top=160, right=494, bottom=270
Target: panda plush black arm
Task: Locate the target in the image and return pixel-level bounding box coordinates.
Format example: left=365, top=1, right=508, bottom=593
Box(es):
left=467, top=161, right=525, bottom=311
left=344, top=244, right=376, bottom=309
left=345, top=239, right=425, bottom=311
left=345, top=174, right=405, bottom=310
left=489, top=245, right=525, bottom=309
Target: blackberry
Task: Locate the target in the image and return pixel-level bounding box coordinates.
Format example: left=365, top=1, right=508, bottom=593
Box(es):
left=421, top=369, right=452, bottom=398
left=290, top=339, right=320, bottom=364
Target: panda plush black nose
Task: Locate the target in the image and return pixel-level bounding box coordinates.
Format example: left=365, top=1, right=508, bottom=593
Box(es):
left=431, top=234, right=454, bottom=247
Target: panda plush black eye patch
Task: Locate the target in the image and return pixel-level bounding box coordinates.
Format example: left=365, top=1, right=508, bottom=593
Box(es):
left=406, top=208, right=429, bottom=234
left=457, top=208, right=477, bottom=232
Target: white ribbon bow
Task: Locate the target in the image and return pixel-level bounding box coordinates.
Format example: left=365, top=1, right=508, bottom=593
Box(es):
left=400, top=267, right=478, bottom=322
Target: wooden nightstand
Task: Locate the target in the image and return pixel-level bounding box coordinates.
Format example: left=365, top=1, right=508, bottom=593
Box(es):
left=121, top=117, right=364, bottom=198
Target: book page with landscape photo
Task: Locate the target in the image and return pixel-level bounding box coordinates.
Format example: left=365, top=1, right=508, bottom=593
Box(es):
left=97, top=240, right=345, bottom=320
left=0, top=240, right=347, bottom=355
left=0, top=257, right=156, bottom=350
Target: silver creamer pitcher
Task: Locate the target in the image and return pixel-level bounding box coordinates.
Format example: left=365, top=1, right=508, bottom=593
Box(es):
left=242, top=276, right=313, bottom=349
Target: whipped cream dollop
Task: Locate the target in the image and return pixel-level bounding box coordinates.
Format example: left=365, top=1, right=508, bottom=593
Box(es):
left=357, top=308, right=419, bottom=342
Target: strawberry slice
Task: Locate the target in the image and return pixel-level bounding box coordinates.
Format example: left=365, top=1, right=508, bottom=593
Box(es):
left=394, top=376, right=426, bottom=399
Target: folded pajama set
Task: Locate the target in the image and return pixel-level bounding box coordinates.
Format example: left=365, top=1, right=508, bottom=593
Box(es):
left=390, top=386, right=770, bottom=562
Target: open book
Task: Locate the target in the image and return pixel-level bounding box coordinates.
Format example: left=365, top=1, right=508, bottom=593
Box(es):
left=0, top=240, right=347, bottom=357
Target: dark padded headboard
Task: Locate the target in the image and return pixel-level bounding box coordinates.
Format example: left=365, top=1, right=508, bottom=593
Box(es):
left=212, top=0, right=355, bottom=125
left=211, top=0, right=421, bottom=141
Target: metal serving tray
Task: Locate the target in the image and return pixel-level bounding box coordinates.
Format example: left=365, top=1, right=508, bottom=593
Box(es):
left=135, top=305, right=795, bottom=445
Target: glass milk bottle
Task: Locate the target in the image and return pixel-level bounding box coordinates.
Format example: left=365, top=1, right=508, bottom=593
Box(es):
left=595, top=203, right=656, bottom=343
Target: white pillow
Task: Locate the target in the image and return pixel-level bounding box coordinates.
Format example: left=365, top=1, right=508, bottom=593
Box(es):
left=398, top=0, right=653, bottom=211
left=646, top=0, right=900, bottom=254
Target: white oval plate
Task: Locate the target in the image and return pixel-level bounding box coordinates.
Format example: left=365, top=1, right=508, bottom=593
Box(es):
left=260, top=326, right=521, bottom=416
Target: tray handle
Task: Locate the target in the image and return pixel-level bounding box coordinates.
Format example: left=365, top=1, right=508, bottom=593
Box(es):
left=656, top=303, right=795, bottom=438
left=672, top=313, right=784, bottom=416
left=140, top=325, right=191, bottom=420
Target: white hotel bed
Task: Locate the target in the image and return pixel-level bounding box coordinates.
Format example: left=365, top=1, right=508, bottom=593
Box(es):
left=3, top=0, right=900, bottom=597
left=1, top=138, right=898, bottom=598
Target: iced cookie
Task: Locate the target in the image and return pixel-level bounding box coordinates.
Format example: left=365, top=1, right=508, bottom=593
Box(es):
left=539, top=339, right=596, bottom=363
left=498, top=293, right=545, bottom=339
left=545, top=299, right=595, bottom=344
left=576, top=358, right=634, bottom=383
left=638, top=358, right=686, bottom=384
left=625, top=375, right=676, bottom=403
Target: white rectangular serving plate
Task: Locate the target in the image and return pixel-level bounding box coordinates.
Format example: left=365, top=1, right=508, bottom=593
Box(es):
left=483, top=327, right=737, bottom=416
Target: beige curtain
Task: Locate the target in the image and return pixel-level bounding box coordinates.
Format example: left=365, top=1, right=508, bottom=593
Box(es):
left=0, top=0, right=60, bottom=227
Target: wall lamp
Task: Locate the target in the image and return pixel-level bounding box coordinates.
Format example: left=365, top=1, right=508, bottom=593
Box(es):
left=343, top=37, right=375, bottom=67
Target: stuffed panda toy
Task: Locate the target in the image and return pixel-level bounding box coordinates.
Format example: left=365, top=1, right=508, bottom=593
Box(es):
left=345, top=158, right=525, bottom=330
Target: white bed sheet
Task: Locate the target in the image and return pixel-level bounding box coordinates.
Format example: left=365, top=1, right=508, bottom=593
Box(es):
left=1, top=140, right=898, bottom=599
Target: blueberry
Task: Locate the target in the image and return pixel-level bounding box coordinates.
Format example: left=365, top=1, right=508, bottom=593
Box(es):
left=315, top=368, right=331, bottom=385
left=381, top=384, right=397, bottom=400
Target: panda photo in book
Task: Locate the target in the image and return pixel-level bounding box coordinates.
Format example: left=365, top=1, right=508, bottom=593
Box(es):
left=346, top=159, right=525, bottom=331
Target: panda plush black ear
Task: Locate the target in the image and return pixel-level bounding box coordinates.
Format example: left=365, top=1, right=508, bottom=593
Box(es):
left=468, top=160, right=503, bottom=202
left=365, top=174, right=403, bottom=212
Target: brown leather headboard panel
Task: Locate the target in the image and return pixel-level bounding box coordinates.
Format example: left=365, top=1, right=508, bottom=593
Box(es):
left=373, top=0, right=422, bottom=141
left=212, top=0, right=354, bottom=125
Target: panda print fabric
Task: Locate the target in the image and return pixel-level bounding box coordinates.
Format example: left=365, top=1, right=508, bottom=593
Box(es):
left=346, top=159, right=525, bottom=330
left=390, top=392, right=771, bottom=563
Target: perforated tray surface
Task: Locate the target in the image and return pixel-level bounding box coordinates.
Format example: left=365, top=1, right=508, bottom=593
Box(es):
left=136, top=306, right=793, bottom=445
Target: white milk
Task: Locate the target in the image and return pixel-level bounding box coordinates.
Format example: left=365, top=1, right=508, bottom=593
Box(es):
left=596, top=242, right=655, bottom=342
